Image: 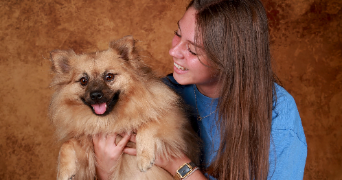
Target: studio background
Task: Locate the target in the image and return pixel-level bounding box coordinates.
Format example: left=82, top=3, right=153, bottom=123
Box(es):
left=0, top=0, right=341, bottom=179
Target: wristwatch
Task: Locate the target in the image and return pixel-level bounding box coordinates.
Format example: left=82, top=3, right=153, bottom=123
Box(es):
left=174, top=162, right=197, bottom=180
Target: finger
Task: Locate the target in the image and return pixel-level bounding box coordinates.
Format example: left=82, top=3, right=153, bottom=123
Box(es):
left=119, top=132, right=136, bottom=142
left=96, top=133, right=106, bottom=144
left=93, top=134, right=104, bottom=147
left=116, top=133, right=131, bottom=149
left=92, top=134, right=99, bottom=144
left=106, top=133, right=117, bottom=142
left=118, top=132, right=127, bottom=138
left=93, top=134, right=103, bottom=153
left=130, top=134, right=136, bottom=143
left=123, top=147, right=137, bottom=156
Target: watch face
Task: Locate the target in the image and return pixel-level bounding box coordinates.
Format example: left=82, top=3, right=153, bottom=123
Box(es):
left=179, top=164, right=191, bottom=177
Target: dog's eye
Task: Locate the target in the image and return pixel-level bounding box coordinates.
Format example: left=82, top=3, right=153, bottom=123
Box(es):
left=105, top=73, right=115, bottom=82
left=80, top=77, right=88, bottom=86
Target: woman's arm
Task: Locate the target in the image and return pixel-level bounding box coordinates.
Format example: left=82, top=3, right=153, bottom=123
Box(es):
left=268, top=86, right=307, bottom=179
left=93, top=132, right=207, bottom=180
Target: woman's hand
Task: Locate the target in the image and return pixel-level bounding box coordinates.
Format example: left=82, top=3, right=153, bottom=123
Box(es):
left=93, top=133, right=136, bottom=180
left=93, top=133, right=206, bottom=180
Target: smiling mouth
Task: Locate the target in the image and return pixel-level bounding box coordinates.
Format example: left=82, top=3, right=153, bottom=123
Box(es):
left=174, top=62, right=188, bottom=71
left=82, top=91, right=120, bottom=116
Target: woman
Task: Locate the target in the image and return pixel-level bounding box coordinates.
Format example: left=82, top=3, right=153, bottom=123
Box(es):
left=93, top=0, right=307, bottom=179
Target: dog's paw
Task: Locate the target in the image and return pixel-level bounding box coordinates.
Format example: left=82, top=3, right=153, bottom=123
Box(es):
left=137, top=150, right=155, bottom=172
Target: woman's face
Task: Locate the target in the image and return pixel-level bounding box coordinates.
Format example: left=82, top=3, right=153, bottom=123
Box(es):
left=169, top=7, right=219, bottom=97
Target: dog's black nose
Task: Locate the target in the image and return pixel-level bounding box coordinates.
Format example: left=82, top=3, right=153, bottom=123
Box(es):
left=90, top=91, right=104, bottom=101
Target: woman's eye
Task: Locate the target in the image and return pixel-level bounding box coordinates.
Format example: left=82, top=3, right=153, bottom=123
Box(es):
left=187, top=44, right=197, bottom=56
left=174, top=30, right=181, bottom=37
left=79, top=77, right=88, bottom=86
left=105, top=73, right=115, bottom=82
left=188, top=48, right=197, bottom=55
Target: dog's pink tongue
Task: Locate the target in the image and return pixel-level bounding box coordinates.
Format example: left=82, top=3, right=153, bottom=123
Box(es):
left=91, top=103, right=107, bottom=115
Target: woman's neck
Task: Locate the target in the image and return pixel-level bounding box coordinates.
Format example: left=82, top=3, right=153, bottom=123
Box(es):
left=196, top=80, right=220, bottom=98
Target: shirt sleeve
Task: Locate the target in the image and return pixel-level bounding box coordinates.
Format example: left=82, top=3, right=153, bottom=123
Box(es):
left=268, top=86, right=307, bottom=180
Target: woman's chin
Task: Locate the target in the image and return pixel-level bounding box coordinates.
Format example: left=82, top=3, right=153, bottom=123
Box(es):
left=173, top=72, right=192, bottom=85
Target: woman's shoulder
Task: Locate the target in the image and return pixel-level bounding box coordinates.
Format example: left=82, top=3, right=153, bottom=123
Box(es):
left=272, top=83, right=306, bottom=145
left=272, top=83, right=299, bottom=124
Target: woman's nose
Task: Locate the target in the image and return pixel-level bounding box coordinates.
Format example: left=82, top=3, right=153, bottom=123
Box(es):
left=169, top=35, right=184, bottom=59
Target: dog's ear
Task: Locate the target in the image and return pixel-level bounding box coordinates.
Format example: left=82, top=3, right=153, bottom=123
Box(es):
left=109, top=35, right=136, bottom=60
left=50, top=49, right=75, bottom=74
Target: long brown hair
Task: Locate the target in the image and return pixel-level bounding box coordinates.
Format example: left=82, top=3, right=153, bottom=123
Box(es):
left=188, top=0, right=276, bottom=179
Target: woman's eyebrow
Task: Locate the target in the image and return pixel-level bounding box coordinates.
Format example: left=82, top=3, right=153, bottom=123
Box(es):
left=189, top=41, right=204, bottom=50
left=177, top=20, right=204, bottom=50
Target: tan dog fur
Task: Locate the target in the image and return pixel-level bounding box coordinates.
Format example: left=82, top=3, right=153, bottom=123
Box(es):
left=49, top=36, right=199, bottom=180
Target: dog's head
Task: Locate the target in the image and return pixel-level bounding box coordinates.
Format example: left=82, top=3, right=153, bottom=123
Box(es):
left=49, top=36, right=151, bottom=119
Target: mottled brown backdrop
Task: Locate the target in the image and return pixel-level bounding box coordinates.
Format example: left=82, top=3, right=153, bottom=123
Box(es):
left=0, top=0, right=341, bottom=179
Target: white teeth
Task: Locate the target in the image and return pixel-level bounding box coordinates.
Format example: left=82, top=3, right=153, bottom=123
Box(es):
left=105, top=104, right=107, bottom=109
left=174, top=62, right=188, bottom=71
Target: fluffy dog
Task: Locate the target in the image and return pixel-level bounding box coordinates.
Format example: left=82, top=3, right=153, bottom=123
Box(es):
left=49, top=36, right=199, bottom=180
